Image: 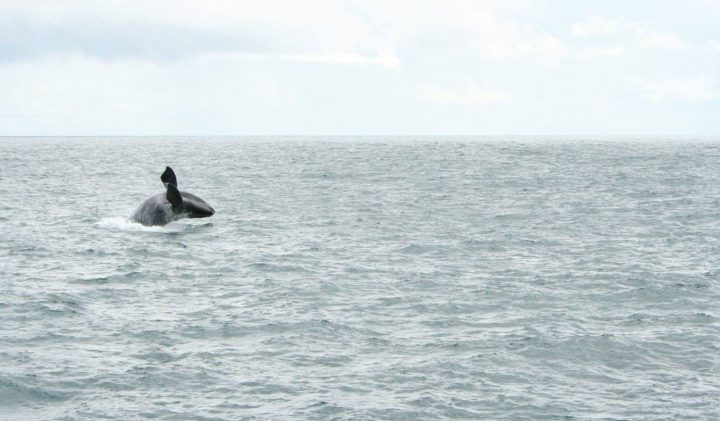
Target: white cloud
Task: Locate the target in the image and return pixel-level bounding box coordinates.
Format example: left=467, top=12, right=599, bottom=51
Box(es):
left=293, top=51, right=401, bottom=69
left=364, top=1, right=569, bottom=60
left=572, top=16, right=625, bottom=38
left=633, top=28, right=684, bottom=50
left=572, top=16, right=685, bottom=50
left=197, top=50, right=401, bottom=69
left=639, top=76, right=720, bottom=103
left=576, top=46, right=626, bottom=57
left=422, top=80, right=511, bottom=104
left=473, top=32, right=568, bottom=59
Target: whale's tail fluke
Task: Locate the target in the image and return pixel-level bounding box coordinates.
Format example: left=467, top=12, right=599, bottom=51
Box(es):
left=161, top=166, right=177, bottom=187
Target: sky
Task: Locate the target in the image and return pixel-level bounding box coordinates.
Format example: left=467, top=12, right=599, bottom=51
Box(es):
left=1, top=0, right=719, bottom=136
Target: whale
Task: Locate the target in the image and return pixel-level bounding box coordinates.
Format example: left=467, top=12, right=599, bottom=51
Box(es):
left=131, top=167, right=215, bottom=226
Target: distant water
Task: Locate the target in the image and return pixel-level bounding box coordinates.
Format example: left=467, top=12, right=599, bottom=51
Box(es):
left=1, top=137, right=719, bottom=420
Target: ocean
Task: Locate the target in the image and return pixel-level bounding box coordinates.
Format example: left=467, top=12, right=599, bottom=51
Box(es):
left=1, top=137, right=718, bottom=420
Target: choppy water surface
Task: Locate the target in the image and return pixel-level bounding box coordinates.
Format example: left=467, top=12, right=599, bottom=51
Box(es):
left=1, top=137, right=719, bottom=420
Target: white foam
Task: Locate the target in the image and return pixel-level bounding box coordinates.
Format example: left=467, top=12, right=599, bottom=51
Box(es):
left=95, top=217, right=185, bottom=233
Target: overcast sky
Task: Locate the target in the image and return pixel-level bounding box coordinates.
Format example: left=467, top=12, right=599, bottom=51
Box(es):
left=1, top=0, right=719, bottom=136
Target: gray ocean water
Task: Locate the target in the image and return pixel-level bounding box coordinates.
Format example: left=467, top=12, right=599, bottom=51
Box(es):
left=1, top=137, right=719, bottom=420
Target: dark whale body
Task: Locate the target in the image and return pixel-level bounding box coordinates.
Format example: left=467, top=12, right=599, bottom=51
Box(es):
left=131, top=167, right=215, bottom=226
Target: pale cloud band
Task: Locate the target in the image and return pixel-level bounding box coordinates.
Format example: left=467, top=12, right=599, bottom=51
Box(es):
left=197, top=51, right=401, bottom=69
left=422, top=80, right=512, bottom=104
left=572, top=16, right=686, bottom=51
left=640, top=76, right=720, bottom=103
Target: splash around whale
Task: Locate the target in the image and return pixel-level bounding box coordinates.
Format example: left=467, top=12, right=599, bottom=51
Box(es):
left=131, top=166, right=215, bottom=226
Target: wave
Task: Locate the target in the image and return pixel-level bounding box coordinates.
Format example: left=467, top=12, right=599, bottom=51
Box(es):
left=0, top=375, right=70, bottom=404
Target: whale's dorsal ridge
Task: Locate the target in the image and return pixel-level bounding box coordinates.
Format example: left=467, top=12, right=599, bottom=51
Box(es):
left=161, top=166, right=177, bottom=187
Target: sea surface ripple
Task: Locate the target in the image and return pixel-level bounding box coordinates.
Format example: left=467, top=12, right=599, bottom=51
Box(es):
left=1, top=137, right=719, bottom=419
